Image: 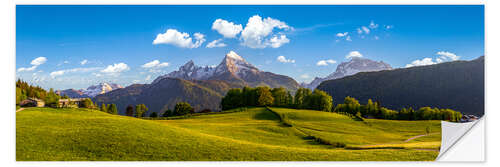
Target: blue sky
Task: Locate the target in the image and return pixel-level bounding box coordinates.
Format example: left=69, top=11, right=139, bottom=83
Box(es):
left=16, top=5, right=484, bottom=90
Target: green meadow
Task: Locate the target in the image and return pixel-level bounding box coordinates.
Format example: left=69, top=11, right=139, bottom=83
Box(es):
left=16, top=107, right=440, bottom=161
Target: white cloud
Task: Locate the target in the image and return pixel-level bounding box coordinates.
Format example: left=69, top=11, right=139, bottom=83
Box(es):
left=336, top=32, right=351, bottom=42
left=153, top=29, right=206, bottom=48
left=374, top=36, right=380, bottom=40
left=17, top=57, right=47, bottom=72
left=49, top=67, right=101, bottom=78
left=240, top=15, right=291, bottom=48
left=336, top=32, right=348, bottom=37
left=346, top=51, right=363, bottom=59
left=361, top=26, right=370, bottom=34
left=141, top=60, right=169, bottom=73
left=405, top=58, right=436, bottom=68
left=268, top=35, right=290, bottom=48
left=316, top=59, right=337, bottom=66
left=436, top=51, right=460, bottom=62
left=300, top=74, right=310, bottom=79
left=80, top=59, right=88, bottom=65
left=385, top=25, right=394, bottom=30
left=50, top=70, right=65, bottom=78
left=405, top=51, right=460, bottom=68
left=346, top=36, right=352, bottom=41
left=31, top=57, right=47, bottom=66
left=326, top=59, right=337, bottom=64
left=142, top=60, right=169, bottom=68
left=206, top=39, right=227, bottom=48
left=276, top=55, right=295, bottom=63
left=17, top=66, right=37, bottom=72
left=369, top=21, right=379, bottom=29
left=145, top=75, right=152, bottom=81
left=101, top=63, right=130, bottom=75
left=212, top=19, right=243, bottom=38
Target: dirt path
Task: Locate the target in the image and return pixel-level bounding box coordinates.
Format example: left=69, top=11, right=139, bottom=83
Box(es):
left=359, top=132, right=440, bottom=147
left=16, top=108, right=25, bottom=112
left=404, top=132, right=439, bottom=142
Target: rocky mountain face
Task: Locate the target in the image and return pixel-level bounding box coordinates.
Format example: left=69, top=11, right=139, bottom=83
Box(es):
left=153, top=51, right=299, bottom=91
left=57, top=82, right=123, bottom=98
left=95, top=51, right=299, bottom=115
left=317, top=56, right=484, bottom=116
left=83, top=83, right=123, bottom=97
left=304, top=57, right=392, bottom=90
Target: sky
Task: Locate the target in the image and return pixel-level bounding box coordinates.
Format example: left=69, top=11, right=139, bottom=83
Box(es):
left=16, top=5, right=484, bottom=90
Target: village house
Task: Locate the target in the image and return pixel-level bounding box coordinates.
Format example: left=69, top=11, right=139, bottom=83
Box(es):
left=19, top=97, right=45, bottom=107
left=460, top=115, right=479, bottom=122
left=58, top=98, right=87, bottom=108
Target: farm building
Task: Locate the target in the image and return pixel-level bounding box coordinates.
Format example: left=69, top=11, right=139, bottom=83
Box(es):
left=19, top=98, right=45, bottom=107
left=58, top=98, right=87, bottom=108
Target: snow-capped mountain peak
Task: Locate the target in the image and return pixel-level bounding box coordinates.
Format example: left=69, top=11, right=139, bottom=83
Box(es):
left=226, top=51, right=244, bottom=61
left=304, top=57, right=392, bottom=90
left=83, top=82, right=123, bottom=97
left=152, top=51, right=261, bottom=84
left=214, top=51, right=258, bottom=76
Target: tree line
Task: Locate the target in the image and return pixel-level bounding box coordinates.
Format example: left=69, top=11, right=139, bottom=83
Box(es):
left=333, top=96, right=463, bottom=122
left=119, top=102, right=195, bottom=118
left=16, top=79, right=60, bottom=107
left=221, top=87, right=333, bottom=112
left=221, top=86, right=462, bottom=122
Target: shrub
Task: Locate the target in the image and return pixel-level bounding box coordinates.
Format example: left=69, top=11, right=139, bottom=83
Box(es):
left=149, top=112, right=158, bottom=118
left=135, top=104, right=148, bottom=118
left=162, top=109, right=173, bottom=117
left=174, top=102, right=193, bottom=116
left=126, top=105, right=134, bottom=117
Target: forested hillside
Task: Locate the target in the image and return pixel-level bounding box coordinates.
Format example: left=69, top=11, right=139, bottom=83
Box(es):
left=317, top=56, right=484, bottom=116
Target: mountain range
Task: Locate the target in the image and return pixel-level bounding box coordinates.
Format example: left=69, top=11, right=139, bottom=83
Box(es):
left=56, top=83, right=123, bottom=98
left=60, top=51, right=483, bottom=117
left=317, top=56, right=484, bottom=116
left=302, top=57, right=392, bottom=90
left=93, top=51, right=299, bottom=115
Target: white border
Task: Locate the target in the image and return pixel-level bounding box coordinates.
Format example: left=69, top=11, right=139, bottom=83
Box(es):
left=3, top=0, right=497, bottom=167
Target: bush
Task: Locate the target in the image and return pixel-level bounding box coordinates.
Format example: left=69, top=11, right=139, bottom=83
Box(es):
left=174, top=102, right=194, bottom=116
left=199, top=109, right=212, bottom=113
left=126, top=105, right=134, bottom=117
left=162, top=109, right=173, bottom=117
left=135, top=104, right=148, bottom=118
left=149, top=112, right=158, bottom=118
left=80, top=98, right=94, bottom=108
left=107, top=104, right=118, bottom=115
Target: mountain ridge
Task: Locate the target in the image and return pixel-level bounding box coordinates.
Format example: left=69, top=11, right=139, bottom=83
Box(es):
left=303, top=57, right=392, bottom=90
left=317, top=56, right=484, bottom=116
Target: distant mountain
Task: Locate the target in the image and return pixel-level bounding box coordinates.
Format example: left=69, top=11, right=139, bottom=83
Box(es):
left=57, top=82, right=123, bottom=98
left=94, top=78, right=226, bottom=115
left=304, top=57, right=392, bottom=90
left=153, top=51, right=299, bottom=91
left=95, top=51, right=300, bottom=115
left=83, top=83, right=123, bottom=97
left=317, top=56, right=484, bottom=116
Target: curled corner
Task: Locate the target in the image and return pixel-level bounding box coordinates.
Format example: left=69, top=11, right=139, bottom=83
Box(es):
left=436, top=118, right=482, bottom=160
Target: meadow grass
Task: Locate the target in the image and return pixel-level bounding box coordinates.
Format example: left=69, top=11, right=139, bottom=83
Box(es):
left=17, top=107, right=439, bottom=161
left=269, top=107, right=441, bottom=147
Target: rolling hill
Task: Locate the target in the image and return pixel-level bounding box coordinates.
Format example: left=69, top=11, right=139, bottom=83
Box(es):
left=317, top=56, right=484, bottom=116
left=16, top=107, right=440, bottom=161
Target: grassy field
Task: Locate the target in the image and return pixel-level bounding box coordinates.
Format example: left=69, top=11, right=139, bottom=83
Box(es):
left=16, top=107, right=440, bottom=161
